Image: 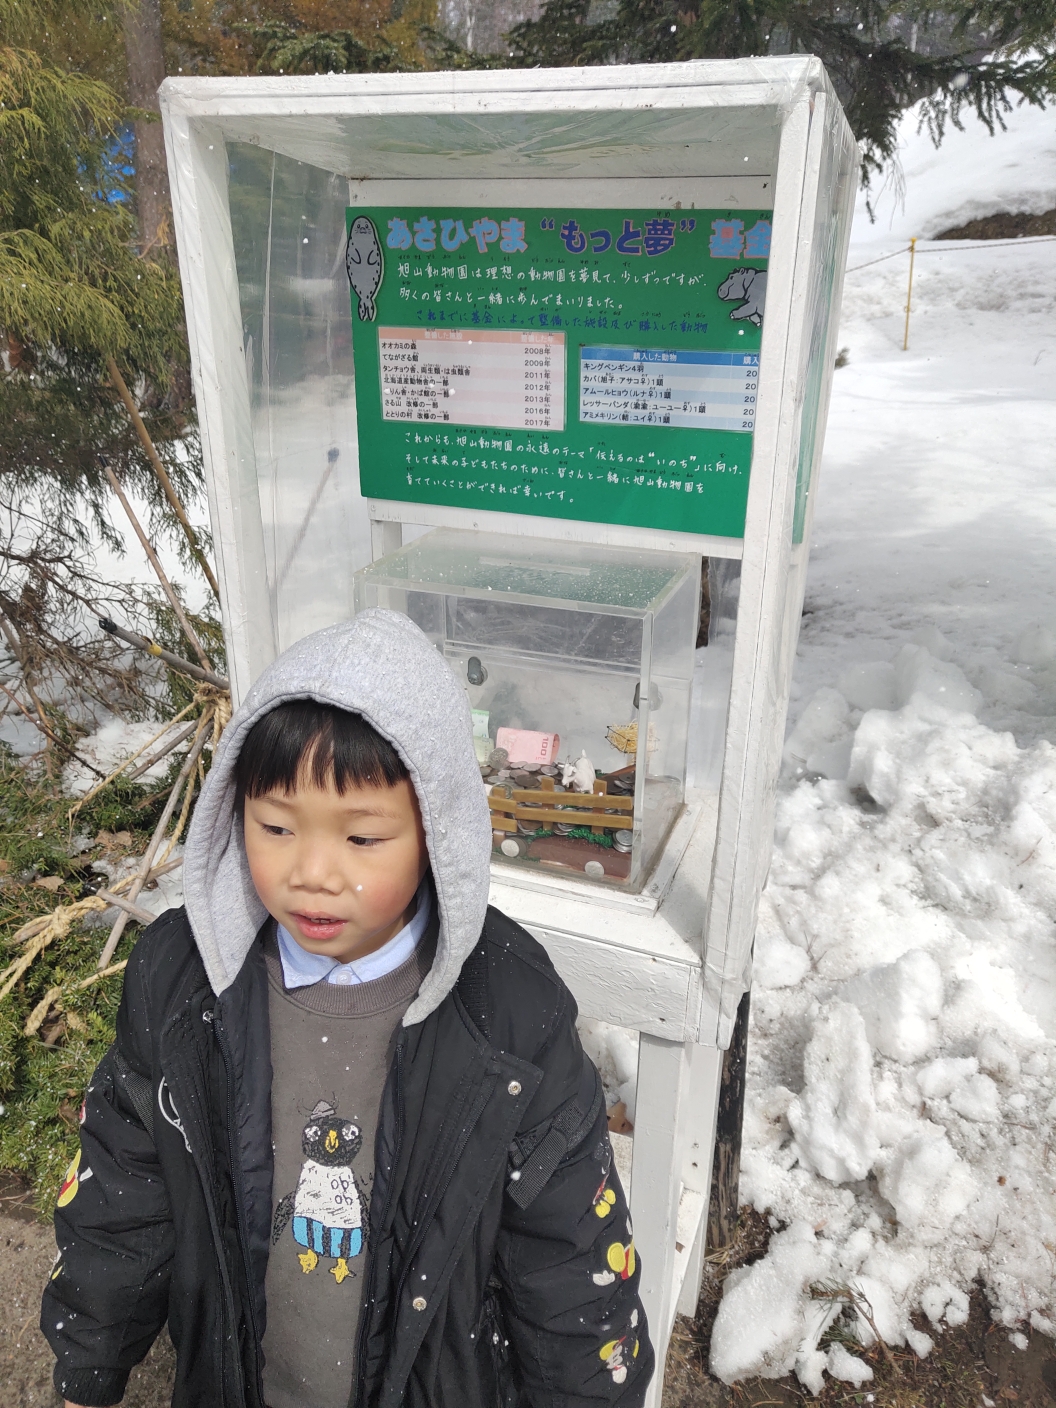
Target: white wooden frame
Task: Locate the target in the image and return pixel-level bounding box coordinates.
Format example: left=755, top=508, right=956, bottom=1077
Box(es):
left=161, top=62, right=857, bottom=1403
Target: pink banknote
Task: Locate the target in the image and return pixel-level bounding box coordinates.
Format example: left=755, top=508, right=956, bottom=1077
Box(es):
left=495, top=727, right=560, bottom=766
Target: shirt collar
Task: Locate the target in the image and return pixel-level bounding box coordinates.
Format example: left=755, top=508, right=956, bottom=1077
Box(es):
left=276, top=881, right=431, bottom=990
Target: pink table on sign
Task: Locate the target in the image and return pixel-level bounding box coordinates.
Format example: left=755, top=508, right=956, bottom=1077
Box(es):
left=378, top=328, right=566, bottom=432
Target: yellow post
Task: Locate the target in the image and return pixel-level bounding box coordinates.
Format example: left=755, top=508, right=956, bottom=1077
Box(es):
left=902, top=237, right=917, bottom=351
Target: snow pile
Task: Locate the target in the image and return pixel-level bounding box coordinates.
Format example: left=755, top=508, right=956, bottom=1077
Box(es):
left=63, top=718, right=194, bottom=796
left=579, top=1018, right=640, bottom=1123
left=88, top=843, right=186, bottom=925
left=711, top=668, right=1056, bottom=1385
left=709, top=89, right=1056, bottom=1386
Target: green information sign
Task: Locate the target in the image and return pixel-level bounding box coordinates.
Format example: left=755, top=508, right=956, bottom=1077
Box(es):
left=346, top=206, right=771, bottom=538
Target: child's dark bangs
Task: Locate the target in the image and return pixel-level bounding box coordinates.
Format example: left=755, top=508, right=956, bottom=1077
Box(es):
left=235, top=701, right=408, bottom=798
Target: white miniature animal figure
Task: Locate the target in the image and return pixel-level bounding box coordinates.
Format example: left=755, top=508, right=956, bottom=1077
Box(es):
left=561, top=751, right=596, bottom=794
left=717, top=266, right=768, bottom=327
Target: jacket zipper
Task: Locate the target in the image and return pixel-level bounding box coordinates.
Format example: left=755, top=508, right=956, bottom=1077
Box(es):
left=352, top=1033, right=405, bottom=1408
left=215, top=1012, right=265, bottom=1408
left=395, top=1070, right=496, bottom=1305
left=164, top=1048, right=245, bottom=1408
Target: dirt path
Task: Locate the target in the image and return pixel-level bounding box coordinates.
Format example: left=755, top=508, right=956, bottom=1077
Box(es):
left=0, top=1211, right=174, bottom=1408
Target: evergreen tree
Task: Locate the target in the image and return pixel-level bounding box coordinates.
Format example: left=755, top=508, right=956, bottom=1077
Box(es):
left=0, top=32, right=198, bottom=551
left=164, top=0, right=440, bottom=76
left=505, top=0, right=1056, bottom=179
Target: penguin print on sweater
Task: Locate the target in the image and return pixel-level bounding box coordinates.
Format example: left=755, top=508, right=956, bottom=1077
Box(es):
left=272, top=1099, right=365, bottom=1285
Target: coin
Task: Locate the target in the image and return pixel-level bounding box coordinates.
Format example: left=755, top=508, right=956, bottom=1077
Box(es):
left=488, top=747, right=509, bottom=769
left=584, top=860, right=606, bottom=879
left=516, top=821, right=536, bottom=835
left=500, top=838, right=521, bottom=858
left=554, top=823, right=573, bottom=835
left=613, top=829, right=634, bottom=851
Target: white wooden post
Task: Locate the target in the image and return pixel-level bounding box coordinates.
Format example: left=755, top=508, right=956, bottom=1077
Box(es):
left=630, top=1036, right=722, bottom=1405
left=370, top=520, right=402, bottom=561
left=676, top=1043, right=724, bottom=1320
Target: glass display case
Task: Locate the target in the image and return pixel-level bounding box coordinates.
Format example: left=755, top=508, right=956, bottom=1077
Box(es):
left=354, top=529, right=700, bottom=892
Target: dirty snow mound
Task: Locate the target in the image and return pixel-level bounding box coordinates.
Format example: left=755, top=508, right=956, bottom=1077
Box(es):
left=712, top=688, right=1056, bottom=1386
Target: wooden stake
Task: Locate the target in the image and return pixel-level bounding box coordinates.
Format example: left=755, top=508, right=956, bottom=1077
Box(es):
left=97, top=723, right=210, bottom=969
left=106, top=357, right=221, bottom=600
left=902, top=237, right=917, bottom=351
left=99, top=460, right=213, bottom=672
left=706, top=987, right=751, bottom=1253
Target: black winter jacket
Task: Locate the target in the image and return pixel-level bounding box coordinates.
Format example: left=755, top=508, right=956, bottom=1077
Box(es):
left=42, top=904, right=653, bottom=1408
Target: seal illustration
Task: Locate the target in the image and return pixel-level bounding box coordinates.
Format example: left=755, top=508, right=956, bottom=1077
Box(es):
left=345, top=216, right=384, bottom=322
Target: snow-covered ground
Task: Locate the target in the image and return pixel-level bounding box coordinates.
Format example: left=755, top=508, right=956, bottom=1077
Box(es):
left=707, top=97, right=1056, bottom=1386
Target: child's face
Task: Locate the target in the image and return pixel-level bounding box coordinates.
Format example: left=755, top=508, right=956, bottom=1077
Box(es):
left=242, top=765, right=429, bottom=965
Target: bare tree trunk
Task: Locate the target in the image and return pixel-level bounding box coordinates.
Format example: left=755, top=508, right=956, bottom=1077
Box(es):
left=123, top=0, right=171, bottom=256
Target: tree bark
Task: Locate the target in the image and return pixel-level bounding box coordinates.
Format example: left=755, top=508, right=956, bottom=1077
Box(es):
left=706, top=986, right=751, bottom=1253
left=123, top=0, right=171, bottom=255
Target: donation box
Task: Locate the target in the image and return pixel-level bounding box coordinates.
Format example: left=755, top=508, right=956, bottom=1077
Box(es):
left=162, top=59, right=857, bottom=1402
left=354, top=530, right=700, bottom=893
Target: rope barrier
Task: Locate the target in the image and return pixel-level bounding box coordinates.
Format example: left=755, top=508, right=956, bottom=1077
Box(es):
left=847, top=232, right=1056, bottom=274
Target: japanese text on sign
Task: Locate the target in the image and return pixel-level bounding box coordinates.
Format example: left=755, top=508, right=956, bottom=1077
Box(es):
left=579, top=349, right=759, bottom=432
left=349, top=205, right=772, bottom=539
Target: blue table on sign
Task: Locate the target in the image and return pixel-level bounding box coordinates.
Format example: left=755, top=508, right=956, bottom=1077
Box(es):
left=579, top=348, right=760, bottom=432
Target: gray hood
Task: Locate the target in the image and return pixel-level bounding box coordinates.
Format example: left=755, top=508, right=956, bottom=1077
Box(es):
left=183, top=609, right=493, bottom=1024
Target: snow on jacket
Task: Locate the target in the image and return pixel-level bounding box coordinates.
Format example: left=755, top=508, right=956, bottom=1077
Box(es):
left=42, top=611, right=652, bottom=1407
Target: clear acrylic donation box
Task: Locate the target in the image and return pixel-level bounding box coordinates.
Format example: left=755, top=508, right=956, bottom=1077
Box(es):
left=355, top=530, right=699, bottom=892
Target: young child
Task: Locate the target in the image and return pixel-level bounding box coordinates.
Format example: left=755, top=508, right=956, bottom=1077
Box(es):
left=43, top=608, right=652, bottom=1408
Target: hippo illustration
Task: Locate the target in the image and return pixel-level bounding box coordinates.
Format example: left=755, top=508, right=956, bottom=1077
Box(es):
left=717, top=266, right=768, bottom=327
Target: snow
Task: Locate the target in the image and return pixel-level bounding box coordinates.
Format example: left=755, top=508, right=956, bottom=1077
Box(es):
left=858, top=92, right=1055, bottom=243
left=88, top=843, right=185, bottom=926
left=62, top=717, right=196, bottom=796
left=706, top=89, right=1056, bottom=1386
left=579, top=1018, right=641, bottom=1123
left=787, top=1004, right=880, bottom=1183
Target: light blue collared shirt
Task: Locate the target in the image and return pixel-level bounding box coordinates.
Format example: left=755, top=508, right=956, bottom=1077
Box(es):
left=276, top=882, right=431, bottom=989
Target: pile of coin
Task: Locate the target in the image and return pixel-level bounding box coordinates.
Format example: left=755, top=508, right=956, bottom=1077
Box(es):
left=612, top=829, right=633, bottom=854
left=606, top=769, right=635, bottom=797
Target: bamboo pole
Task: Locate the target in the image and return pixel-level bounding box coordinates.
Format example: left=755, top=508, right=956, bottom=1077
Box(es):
left=127, top=719, right=199, bottom=779
left=98, top=617, right=228, bottom=690
left=95, top=889, right=156, bottom=925
left=99, top=460, right=213, bottom=672
left=97, top=723, right=210, bottom=969
left=902, top=236, right=917, bottom=351
left=106, top=357, right=221, bottom=601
